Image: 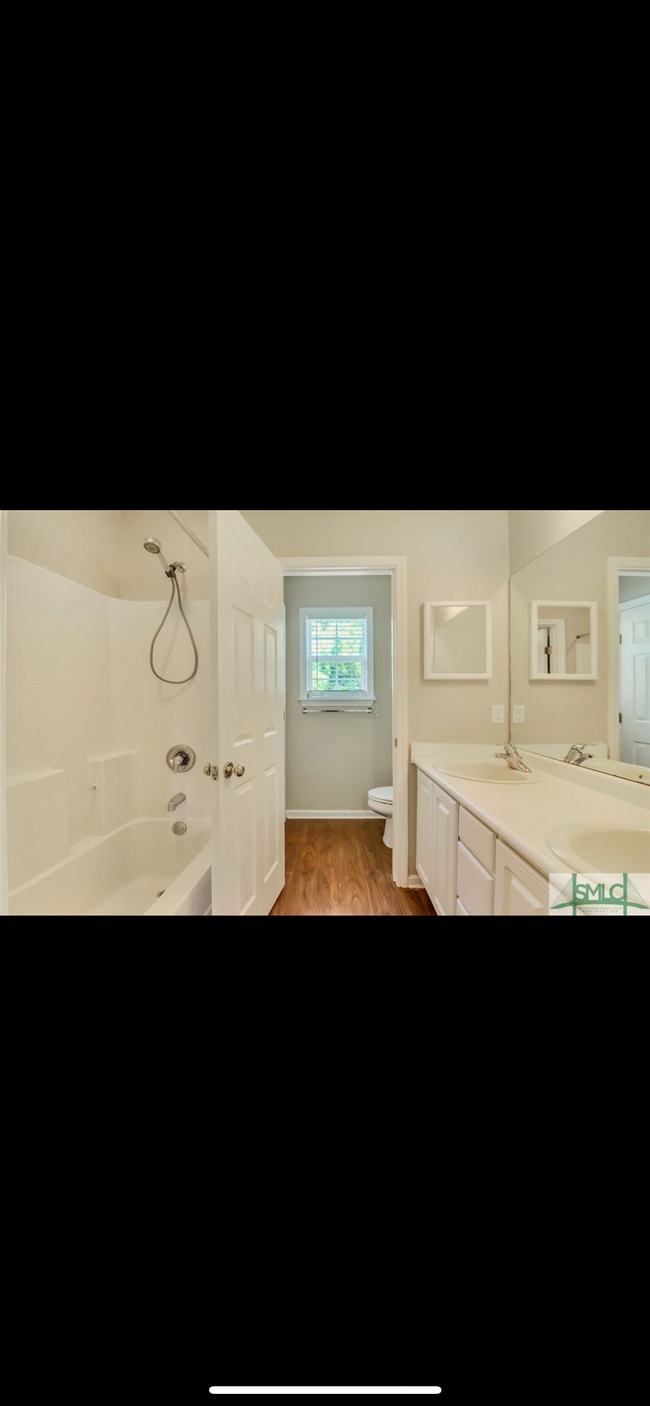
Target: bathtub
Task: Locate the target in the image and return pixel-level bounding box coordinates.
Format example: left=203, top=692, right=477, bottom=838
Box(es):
left=9, top=818, right=211, bottom=917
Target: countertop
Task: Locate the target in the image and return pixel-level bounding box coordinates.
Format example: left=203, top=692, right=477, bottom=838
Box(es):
left=413, top=750, right=650, bottom=878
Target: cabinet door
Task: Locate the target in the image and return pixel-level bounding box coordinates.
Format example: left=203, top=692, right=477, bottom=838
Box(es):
left=416, top=769, right=434, bottom=900
left=495, top=841, right=549, bottom=916
left=432, top=784, right=459, bottom=916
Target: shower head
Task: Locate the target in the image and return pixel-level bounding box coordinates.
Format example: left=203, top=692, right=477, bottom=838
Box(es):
left=143, top=537, right=171, bottom=573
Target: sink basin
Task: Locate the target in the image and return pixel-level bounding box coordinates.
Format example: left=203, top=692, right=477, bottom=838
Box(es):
left=547, top=822, right=650, bottom=873
left=433, top=760, right=541, bottom=784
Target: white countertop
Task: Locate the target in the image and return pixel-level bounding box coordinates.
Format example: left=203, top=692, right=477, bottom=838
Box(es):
left=412, top=748, right=650, bottom=878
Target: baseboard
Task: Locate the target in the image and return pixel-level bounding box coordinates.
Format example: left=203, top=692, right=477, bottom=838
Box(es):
left=286, top=809, right=381, bottom=820
left=408, top=873, right=424, bottom=889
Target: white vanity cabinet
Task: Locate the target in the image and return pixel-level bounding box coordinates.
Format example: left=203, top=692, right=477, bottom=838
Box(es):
left=414, top=764, right=550, bottom=917
left=416, top=773, right=458, bottom=915
left=416, top=769, right=434, bottom=897
left=431, top=784, right=459, bottom=916
left=494, top=841, right=549, bottom=916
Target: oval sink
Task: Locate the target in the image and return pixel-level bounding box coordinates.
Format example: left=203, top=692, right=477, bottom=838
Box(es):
left=547, top=822, right=650, bottom=873
left=433, top=760, right=541, bottom=784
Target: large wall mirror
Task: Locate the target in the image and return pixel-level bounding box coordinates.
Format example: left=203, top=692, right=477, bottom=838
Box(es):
left=510, top=510, right=650, bottom=783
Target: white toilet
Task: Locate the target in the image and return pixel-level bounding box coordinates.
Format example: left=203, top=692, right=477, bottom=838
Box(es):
left=368, top=785, right=394, bottom=848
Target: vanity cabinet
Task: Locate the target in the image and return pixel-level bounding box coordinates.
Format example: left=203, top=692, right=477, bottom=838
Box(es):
left=415, top=765, right=549, bottom=917
left=416, top=769, right=434, bottom=896
left=416, top=773, right=458, bottom=915
left=432, top=784, right=459, bottom=916
left=494, top=841, right=549, bottom=916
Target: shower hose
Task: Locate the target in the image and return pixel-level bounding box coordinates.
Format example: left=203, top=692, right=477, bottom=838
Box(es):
left=150, top=571, right=199, bottom=684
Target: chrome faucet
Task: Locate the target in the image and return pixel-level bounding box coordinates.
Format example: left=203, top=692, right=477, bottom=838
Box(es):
left=167, top=792, right=186, bottom=812
left=494, top=743, right=533, bottom=773
left=564, top=744, right=595, bottom=766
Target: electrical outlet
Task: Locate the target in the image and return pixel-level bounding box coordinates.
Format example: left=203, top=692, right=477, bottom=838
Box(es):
left=492, top=705, right=505, bottom=724
left=513, top=705, right=526, bottom=724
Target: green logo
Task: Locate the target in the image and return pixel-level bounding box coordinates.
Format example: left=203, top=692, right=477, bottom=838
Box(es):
left=550, top=872, right=650, bottom=917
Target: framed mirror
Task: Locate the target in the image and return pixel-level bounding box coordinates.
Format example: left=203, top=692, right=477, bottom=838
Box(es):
left=530, top=601, right=598, bottom=680
left=423, top=601, right=492, bottom=680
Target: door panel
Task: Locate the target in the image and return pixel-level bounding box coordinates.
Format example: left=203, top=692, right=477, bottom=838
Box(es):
left=621, top=601, right=650, bottom=765
left=211, top=510, right=286, bottom=916
left=432, top=783, right=459, bottom=916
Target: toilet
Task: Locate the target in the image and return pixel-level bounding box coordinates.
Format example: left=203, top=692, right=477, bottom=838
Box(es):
left=368, top=785, right=394, bottom=848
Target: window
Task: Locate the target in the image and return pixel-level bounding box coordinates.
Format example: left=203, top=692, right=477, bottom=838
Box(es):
left=300, top=607, right=375, bottom=701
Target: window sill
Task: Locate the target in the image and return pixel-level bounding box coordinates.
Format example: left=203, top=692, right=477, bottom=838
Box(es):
left=299, top=698, right=376, bottom=705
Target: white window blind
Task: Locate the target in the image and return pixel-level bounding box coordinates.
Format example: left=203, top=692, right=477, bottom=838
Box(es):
left=300, top=607, right=375, bottom=701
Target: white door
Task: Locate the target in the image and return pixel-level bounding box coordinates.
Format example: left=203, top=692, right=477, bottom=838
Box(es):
left=209, top=510, right=285, bottom=916
left=432, top=783, right=458, bottom=916
left=416, top=769, right=434, bottom=900
left=620, top=599, right=650, bottom=767
left=495, top=841, right=548, bottom=916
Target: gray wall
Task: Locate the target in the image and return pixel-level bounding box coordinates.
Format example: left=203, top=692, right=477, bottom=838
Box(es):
left=284, top=575, right=393, bottom=812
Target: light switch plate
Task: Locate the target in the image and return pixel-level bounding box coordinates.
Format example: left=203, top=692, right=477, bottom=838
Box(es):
left=492, top=705, right=505, bottom=724
left=513, top=705, right=526, bottom=724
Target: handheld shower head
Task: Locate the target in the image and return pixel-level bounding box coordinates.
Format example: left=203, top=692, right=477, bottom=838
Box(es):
left=143, top=537, right=171, bottom=573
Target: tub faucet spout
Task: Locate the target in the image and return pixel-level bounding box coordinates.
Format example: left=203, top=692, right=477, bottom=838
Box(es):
left=167, top=792, right=186, bottom=812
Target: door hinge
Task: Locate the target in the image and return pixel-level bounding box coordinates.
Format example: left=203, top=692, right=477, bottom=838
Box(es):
left=620, top=634, right=623, bottom=645
left=544, top=646, right=552, bottom=655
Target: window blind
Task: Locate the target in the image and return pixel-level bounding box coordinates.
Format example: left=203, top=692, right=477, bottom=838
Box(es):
left=307, top=616, right=368, bottom=694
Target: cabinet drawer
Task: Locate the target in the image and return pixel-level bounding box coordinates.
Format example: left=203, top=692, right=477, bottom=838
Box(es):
left=456, top=897, right=469, bottom=916
left=459, top=807, right=496, bottom=874
left=457, top=841, right=495, bottom=916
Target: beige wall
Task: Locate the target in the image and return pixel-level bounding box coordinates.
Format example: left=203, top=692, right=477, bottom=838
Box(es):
left=509, top=511, right=604, bottom=575
left=511, top=509, right=650, bottom=747
left=8, top=510, right=123, bottom=597
left=284, top=574, right=393, bottom=812
left=7, top=510, right=209, bottom=601
left=241, top=510, right=510, bottom=872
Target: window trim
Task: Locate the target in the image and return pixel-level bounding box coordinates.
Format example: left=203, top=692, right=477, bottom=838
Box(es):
left=299, top=605, right=375, bottom=702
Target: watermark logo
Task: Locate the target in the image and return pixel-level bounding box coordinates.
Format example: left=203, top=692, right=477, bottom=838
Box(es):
left=550, top=872, right=650, bottom=917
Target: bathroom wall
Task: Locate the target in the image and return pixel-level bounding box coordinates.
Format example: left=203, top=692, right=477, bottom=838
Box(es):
left=510, top=509, right=650, bottom=746
left=508, top=511, right=605, bottom=575
left=284, top=574, right=393, bottom=813
left=7, top=509, right=209, bottom=600
left=240, top=509, right=510, bottom=870
left=8, top=510, right=124, bottom=597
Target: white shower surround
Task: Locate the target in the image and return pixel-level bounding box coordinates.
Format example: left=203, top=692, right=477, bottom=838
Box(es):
left=5, top=554, right=211, bottom=914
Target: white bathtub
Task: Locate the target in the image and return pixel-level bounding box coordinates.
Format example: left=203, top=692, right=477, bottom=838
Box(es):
left=9, top=818, right=211, bottom=917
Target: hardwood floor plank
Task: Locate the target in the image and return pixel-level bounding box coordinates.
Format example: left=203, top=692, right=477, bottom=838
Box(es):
left=269, top=820, right=436, bottom=918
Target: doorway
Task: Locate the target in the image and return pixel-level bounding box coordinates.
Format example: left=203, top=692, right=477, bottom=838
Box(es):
left=607, top=557, right=650, bottom=766
left=278, top=556, right=409, bottom=895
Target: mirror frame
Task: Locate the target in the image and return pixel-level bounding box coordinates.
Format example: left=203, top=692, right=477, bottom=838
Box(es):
left=423, top=600, right=492, bottom=680
left=529, top=600, right=598, bottom=681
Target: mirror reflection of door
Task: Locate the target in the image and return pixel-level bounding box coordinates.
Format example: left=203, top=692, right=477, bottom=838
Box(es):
left=537, top=620, right=566, bottom=675
left=619, top=573, right=650, bottom=767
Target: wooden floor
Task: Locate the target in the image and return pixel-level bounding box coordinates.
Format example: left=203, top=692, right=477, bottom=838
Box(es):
left=270, top=819, right=435, bottom=917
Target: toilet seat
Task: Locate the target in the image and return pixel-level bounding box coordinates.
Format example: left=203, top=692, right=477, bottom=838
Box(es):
left=368, top=786, right=393, bottom=807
